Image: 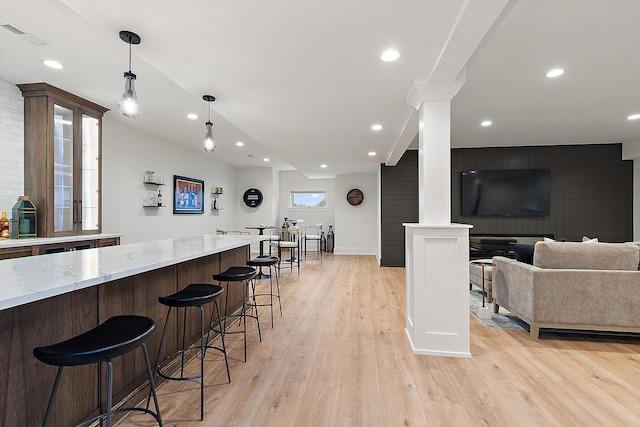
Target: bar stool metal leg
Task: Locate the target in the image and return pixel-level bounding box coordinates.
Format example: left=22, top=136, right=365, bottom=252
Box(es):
left=219, top=268, right=261, bottom=363
left=35, top=316, right=162, bottom=427
left=152, top=284, right=229, bottom=422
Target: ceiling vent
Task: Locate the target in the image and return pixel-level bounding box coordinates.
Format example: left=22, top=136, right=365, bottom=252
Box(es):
left=1, top=23, right=49, bottom=46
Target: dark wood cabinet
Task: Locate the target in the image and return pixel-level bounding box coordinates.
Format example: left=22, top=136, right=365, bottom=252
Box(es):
left=18, top=83, right=108, bottom=237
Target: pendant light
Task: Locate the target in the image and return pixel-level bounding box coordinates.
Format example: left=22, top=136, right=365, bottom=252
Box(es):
left=118, top=30, right=142, bottom=118
left=203, top=95, right=216, bottom=152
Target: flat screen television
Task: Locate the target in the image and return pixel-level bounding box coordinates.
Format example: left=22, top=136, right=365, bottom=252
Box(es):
left=460, top=169, right=551, bottom=216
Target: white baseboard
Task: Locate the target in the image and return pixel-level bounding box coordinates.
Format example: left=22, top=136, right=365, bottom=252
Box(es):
left=333, top=247, right=376, bottom=255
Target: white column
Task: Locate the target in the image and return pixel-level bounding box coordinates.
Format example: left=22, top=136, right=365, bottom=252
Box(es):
left=404, top=80, right=472, bottom=358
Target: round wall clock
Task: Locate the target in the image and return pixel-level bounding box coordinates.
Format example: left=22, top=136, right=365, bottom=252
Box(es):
left=243, top=188, right=263, bottom=208
left=347, top=188, right=364, bottom=206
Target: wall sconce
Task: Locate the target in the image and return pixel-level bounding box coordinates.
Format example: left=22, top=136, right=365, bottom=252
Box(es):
left=203, top=95, right=216, bottom=152
left=118, top=30, right=142, bottom=118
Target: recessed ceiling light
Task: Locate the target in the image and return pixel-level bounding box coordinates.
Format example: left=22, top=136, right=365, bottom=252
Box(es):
left=320, top=164, right=327, bottom=168
left=546, top=68, right=565, bottom=78
left=187, top=113, right=198, bottom=120
left=263, top=158, right=270, bottom=162
left=627, top=114, right=640, bottom=120
left=43, top=59, right=65, bottom=70
left=236, top=141, right=244, bottom=147
left=481, top=120, right=492, bottom=127
left=371, top=124, right=383, bottom=131
left=380, top=49, right=400, bottom=62
left=368, top=151, right=377, bottom=156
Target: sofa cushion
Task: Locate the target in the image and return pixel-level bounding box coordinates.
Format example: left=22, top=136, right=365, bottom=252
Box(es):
left=533, top=241, right=640, bottom=271
left=509, top=243, right=534, bottom=264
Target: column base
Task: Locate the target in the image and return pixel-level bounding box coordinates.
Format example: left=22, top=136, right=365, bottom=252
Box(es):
left=404, top=223, right=472, bottom=358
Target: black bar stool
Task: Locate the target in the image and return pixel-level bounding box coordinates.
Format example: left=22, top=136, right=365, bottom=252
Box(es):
left=247, top=256, right=282, bottom=327
left=213, top=266, right=260, bottom=362
left=153, top=283, right=230, bottom=421
left=33, top=315, right=162, bottom=427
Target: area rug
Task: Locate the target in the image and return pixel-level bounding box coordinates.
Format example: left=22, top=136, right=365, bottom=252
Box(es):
left=469, top=289, right=528, bottom=330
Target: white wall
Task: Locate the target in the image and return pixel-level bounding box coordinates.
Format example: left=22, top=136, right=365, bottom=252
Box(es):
left=236, top=166, right=279, bottom=252
left=0, top=81, right=24, bottom=213
left=0, top=78, right=382, bottom=252
left=334, top=173, right=378, bottom=255
left=278, top=171, right=335, bottom=230
left=102, top=115, right=239, bottom=243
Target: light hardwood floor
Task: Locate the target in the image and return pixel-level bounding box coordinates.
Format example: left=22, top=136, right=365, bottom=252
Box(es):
left=121, top=254, right=640, bottom=426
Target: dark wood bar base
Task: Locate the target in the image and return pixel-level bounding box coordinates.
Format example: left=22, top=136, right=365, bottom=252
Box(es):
left=0, top=245, right=248, bottom=426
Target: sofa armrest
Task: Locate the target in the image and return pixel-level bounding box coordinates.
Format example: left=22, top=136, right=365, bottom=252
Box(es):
left=492, top=256, right=538, bottom=320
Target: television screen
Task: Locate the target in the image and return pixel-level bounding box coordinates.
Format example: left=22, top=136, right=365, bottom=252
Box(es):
left=460, top=169, right=551, bottom=216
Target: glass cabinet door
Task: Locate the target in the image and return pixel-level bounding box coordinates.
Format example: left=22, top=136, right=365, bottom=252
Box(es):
left=53, top=104, right=74, bottom=233
left=81, top=114, right=100, bottom=231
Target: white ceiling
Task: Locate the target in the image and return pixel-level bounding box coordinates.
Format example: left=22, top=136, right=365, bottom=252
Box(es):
left=2, top=1, right=640, bottom=178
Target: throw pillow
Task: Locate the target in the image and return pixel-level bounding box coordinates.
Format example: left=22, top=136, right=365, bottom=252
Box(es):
left=582, top=236, right=599, bottom=243
left=510, top=243, right=535, bottom=264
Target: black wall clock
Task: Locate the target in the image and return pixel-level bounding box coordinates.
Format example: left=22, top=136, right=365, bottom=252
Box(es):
left=243, top=188, right=263, bottom=208
left=347, top=188, right=364, bottom=206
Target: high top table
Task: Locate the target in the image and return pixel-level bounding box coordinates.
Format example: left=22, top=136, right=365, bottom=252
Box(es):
left=244, top=225, right=276, bottom=256
left=245, top=225, right=277, bottom=278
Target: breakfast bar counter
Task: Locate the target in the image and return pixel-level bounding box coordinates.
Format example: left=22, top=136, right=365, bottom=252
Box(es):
left=0, top=233, right=257, bottom=426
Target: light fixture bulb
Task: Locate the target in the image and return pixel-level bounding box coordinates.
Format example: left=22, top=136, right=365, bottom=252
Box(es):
left=43, top=60, right=65, bottom=70
left=381, top=49, right=400, bottom=62
left=371, top=124, right=383, bottom=131
left=118, top=31, right=142, bottom=118
left=202, top=95, right=216, bottom=152
left=203, top=121, right=215, bottom=152
left=546, top=68, right=565, bottom=78
left=481, top=120, right=492, bottom=127
left=118, top=71, right=141, bottom=118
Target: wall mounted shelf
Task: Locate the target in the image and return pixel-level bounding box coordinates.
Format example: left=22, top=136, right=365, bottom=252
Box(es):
left=211, top=186, right=223, bottom=210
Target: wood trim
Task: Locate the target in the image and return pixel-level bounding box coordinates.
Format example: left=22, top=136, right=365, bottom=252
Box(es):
left=17, top=82, right=109, bottom=115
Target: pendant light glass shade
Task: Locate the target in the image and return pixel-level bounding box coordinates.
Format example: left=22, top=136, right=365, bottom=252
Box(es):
left=203, top=121, right=215, bottom=152
left=202, top=95, right=216, bottom=152
left=118, top=31, right=142, bottom=119
left=119, top=71, right=141, bottom=118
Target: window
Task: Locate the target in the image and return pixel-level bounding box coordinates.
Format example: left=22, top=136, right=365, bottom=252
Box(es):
left=290, top=191, right=326, bottom=208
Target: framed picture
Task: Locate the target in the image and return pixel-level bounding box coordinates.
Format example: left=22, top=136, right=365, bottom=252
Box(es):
left=173, top=175, right=204, bottom=214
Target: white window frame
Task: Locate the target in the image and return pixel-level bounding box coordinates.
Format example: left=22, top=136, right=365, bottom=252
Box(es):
left=290, top=191, right=327, bottom=209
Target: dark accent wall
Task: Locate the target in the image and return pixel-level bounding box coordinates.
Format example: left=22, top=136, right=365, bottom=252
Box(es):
left=380, top=150, right=418, bottom=267
left=452, top=144, right=633, bottom=242
left=380, top=144, right=633, bottom=267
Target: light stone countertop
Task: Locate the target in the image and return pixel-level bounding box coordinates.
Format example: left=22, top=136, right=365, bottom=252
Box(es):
left=0, top=233, right=263, bottom=311
left=0, top=233, right=122, bottom=248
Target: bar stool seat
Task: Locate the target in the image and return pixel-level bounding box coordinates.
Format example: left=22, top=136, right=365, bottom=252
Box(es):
left=213, top=266, right=260, bottom=362
left=155, top=283, right=230, bottom=421
left=33, top=315, right=162, bottom=427
left=247, top=256, right=282, bottom=327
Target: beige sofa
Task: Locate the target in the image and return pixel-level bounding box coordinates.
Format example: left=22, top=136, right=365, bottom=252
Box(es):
left=492, top=241, right=640, bottom=340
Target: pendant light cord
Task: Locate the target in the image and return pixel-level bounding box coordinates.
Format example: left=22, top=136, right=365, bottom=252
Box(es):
left=128, top=40, right=132, bottom=73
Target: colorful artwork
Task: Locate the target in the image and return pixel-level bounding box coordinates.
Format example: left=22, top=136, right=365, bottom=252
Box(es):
left=173, top=175, right=204, bottom=214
